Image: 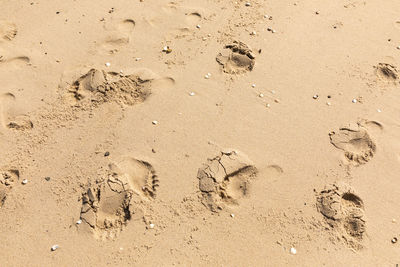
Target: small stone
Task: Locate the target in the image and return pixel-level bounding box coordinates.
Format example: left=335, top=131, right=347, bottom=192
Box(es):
left=252, top=84, right=256, bottom=88
left=315, top=11, right=320, bottom=15
left=259, top=93, right=264, bottom=98
left=51, top=245, right=59, bottom=251
left=326, top=102, right=331, bottom=106
left=352, top=99, right=357, bottom=103
left=104, top=151, right=110, bottom=157
left=152, top=120, right=158, bottom=125
left=267, top=27, right=272, bottom=31
left=76, top=220, right=82, bottom=225
left=392, top=237, right=398, bottom=244
left=22, top=179, right=28, bottom=185
left=149, top=223, right=155, bottom=229
left=290, top=247, right=297, bottom=255
left=135, top=57, right=142, bottom=61
left=397, top=46, right=400, bottom=50
left=392, top=218, right=396, bottom=223
left=272, top=29, right=276, bottom=33
left=250, top=31, right=256, bottom=35
left=230, top=214, right=235, bottom=218
left=274, top=99, right=280, bottom=103
left=189, top=92, right=195, bottom=96
left=245, top=2, right=251, bottom=6
left=271, top=90, right=276, bottom=94
left=266, top=103, right=271, bottom=108
left=377, top=109, right=382, bottom=113
left=313, top=95, right=318, bottom=99
left=45, top=177, right=51, bottom=181
left=105, top=62, right=111, bottom=67
left=196, top=25, right=201, bottom=29
left=264, top=15, right=269, bottom=19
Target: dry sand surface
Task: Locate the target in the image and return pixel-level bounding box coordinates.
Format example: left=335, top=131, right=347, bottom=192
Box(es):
left=1, top=0, right=400, bottom=266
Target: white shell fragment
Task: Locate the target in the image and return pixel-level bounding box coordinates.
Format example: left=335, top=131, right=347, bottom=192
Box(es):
left=352, top=99, right=357, bottom=103
left=76, top=219, right=82, bottom=225
left=162, top=46, right=168, bottom=52
left=377, top=109, right=382, bottom=113
left=51, top=245, right=59, bottom=251
left=149, top=223, right=155, bottom=229
left=326, top=102, right=331, bottom=106
left=245, top=2, right=251, bottom=6
left=189, top=92, right=195, bottom=96
left=252, top=84, right=256, bottom=88
left=205, top=73, right=211, bottom=79
left=152, top=120, right=158, bottom=125
left=259, top=93, right=264, bottom=98
left=250, top=31, right=256, bottom=35
left=21, top=179, right=28, bottom=185
left=266, top=103, right=271, bottom=108
left=290, top=247, right=297, bottom=255
left=230, top=214, right=235, bottom=218
left=105, top=62, right=111, bottom=67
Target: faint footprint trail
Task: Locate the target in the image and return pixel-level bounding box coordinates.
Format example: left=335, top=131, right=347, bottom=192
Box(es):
left=329, top=122, right=376, bottom=165
left=317, top=182, right=366, bottom=250
left=216, top=41, right=256, bottom=74
left=0, top=21, right=17, bottom=42
left=374, top=63, right=399, bottom=84
left=197, top=150, right=258, bottom=212
left=80, top=157, right=157, bottom=240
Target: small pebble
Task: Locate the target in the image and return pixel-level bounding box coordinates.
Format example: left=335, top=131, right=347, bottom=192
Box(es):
left=230, top=214, right=235, bottom=218
left=76, top=219, right=82, bottom=225
left=51, top=245, right=59, bottom=251
left=196, top=25, right=201, bottom=29
left=45, top=177, right=51, bottom=181
left=266, top=103, right=271, bottom=108
left=267, top=27, right=272, bottom=32
left=259, top=93, right=264, bottom=98
left=274, top=99, right=280, bottom=103
left=135, top=57, right=142, bottom=61
left=313, top=95, right=318, bottom=99
left=252, top=84, right=256, bottom=88
left=105, top=62, right=111, bottom=67
left=271, top=90, right=276, bottom=94
left=104, top=151, right=110, bottom=157
left=189, top=92, right=195, bottom=96
left=397, top=46, right=400, bottom=50
left=264, top=15, right=269, bottom=19
left=290, top=247, right=297, bottom=255
left=326, top=102, right=331, bottom=106
left=149, top=223, right=155, bottom=229
left=22, top=179, right=28, bottom=185
left=245, top=2, right=251, bottom=6
left=272, top=29, right=276, bottom=33
left=250, top=31, right=256, bottom=35
left=377, top=109, right=382, bottom=113
left=352, top=99, right=357, bottom=103
left=315, top=11, right=320, bottom=15
left=152, top=120, right=158, bottom=125
left=392, top=237, right=398, bottom=244
left=392, top=218, right=396, bottom=223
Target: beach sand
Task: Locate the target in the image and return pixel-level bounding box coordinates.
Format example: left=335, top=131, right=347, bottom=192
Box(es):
left=1, top=0, right=400, bottom=265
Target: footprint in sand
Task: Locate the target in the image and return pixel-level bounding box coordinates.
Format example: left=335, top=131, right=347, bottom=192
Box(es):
left=99, top=19, right=136, bottom=55
left=197, top=150, right=258, bottom=212
left=80, top=157, right=157, bottom=240
left=0, top=54, right=30, bottom=70
left=0, top=21, right=17, bottom=42
left=0, top=168, right=20, bottom=207
left=216, top=41, right=256, bottom=74
left=374, top=63, right=399, bottom=84
left=329, top=122, right=377, bottom=165
left=0, top=93, right=33, bottom=130
left=64, top=68, right=174, bottom=107
left=317, top=182, right=366, bottom=250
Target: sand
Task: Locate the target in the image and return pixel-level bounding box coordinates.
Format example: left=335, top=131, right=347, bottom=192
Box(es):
left=1, top=0, right=400, bottom=266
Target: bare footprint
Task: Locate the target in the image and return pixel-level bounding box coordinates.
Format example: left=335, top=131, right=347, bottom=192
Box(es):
left=0, top=169, right=20, bottom=207
left=197, top=150, right=258, bottom=212
left=329, top=123, right=376, bottom=165
left=0, top=21, right=17, bottom=41
left=317, top=182, right=366, bottom=250
left=98, top=19, right=135, bottom=55
left=0, top=93, right=33, bottom=130
left=80, top=179, right=135, bottom=240
left=0, top=56, right=30, bottom=70
left=109, top=157, right=159, bottom=199
left=65, top=68, right=174, bottom=107
left=374, top=63, right=399, bottom=84
left=216, top=41, right=256, bottom=74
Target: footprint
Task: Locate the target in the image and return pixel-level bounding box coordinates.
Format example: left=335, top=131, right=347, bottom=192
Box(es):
left=0, top=169, right=20, bottom=207
left=185, top=12, right=202, bottom=25
left=329, top=123, right=376, bottom=165
left=197, top=150, right=258, bottom=212
left=117, top=19, right=135, bottom=34
left=374, top=63, right=399, bottom=83
left=0, top=93, right=33, bottom=130
left=0, top=21, right=17, bottom=41
left=67, top=69, right=152, bottom=106
left=317, top=182, right=366, bottom=250
left=80, top=179, right=134, bottom=240
left=109, top=157, right=159, bottom=199
left=80, top=157, right=156, bottom=239
left=216, top=41, right=256, bottom=74
left=98, top=19, right=135, bottom=54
